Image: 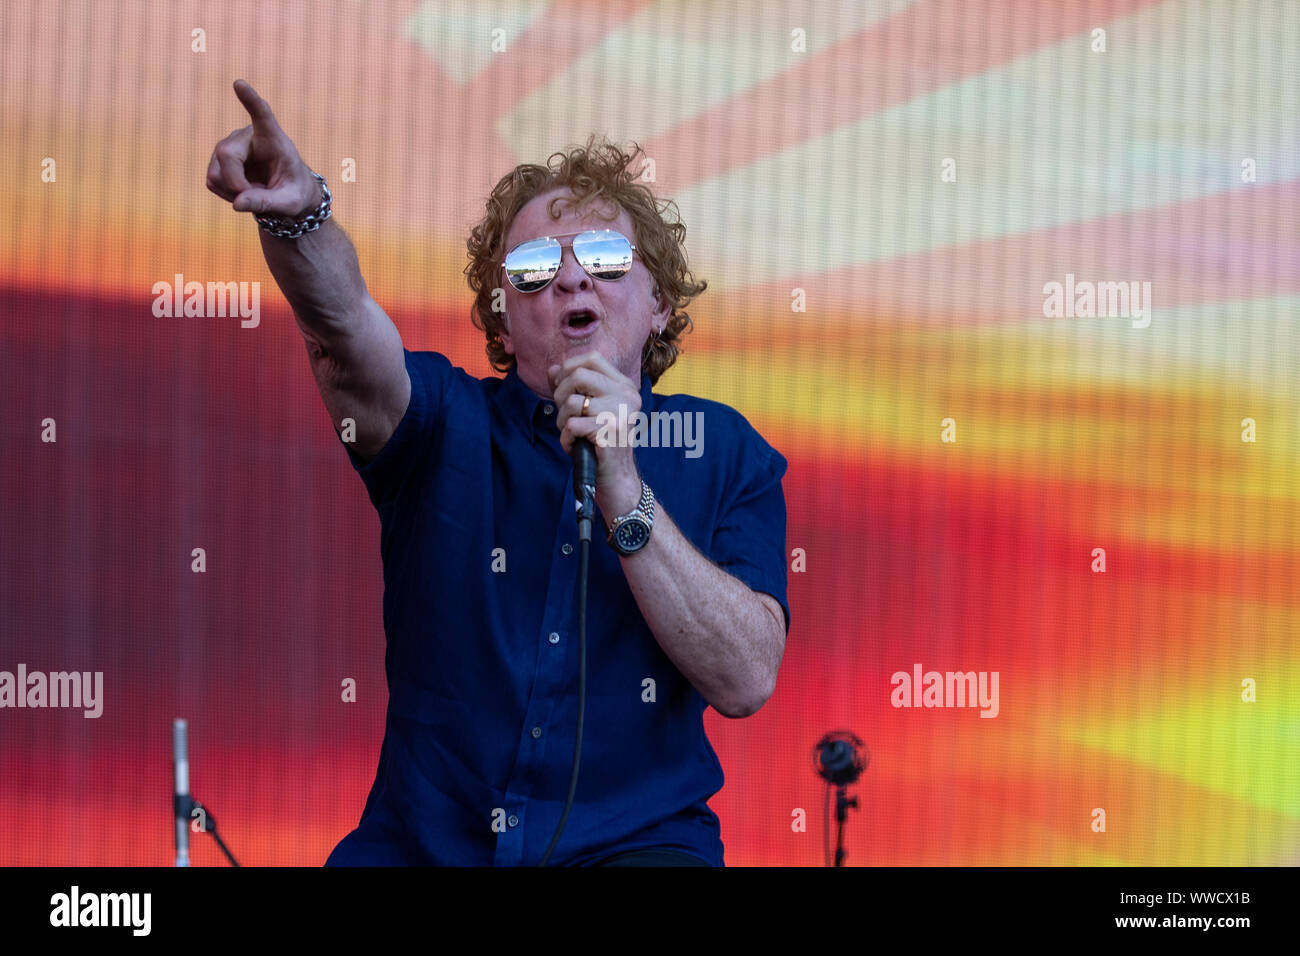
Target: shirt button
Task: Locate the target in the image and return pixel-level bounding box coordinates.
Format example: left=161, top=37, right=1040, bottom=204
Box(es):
left=548, top=632, right=560, bottom=644
left=561, top=543, right=573, bottom=555
left=507, top=814, right=519, bottom=828
left=543, top=403, right=555, bottom=415
left=531, top=726, right=542, bottom=739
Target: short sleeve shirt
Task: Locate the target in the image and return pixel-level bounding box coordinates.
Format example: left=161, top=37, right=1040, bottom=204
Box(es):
left=324, top=349, right=790, bottom=866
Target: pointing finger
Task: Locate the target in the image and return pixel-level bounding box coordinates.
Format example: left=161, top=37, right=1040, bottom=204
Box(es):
left=233, top=78, right=282, bottom=134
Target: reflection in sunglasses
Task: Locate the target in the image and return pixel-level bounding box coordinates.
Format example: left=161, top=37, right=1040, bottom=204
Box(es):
left=503, top=230, right=637, bottom=292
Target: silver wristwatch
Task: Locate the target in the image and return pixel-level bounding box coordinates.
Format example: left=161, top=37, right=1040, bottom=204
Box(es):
left=255, top=171, right=332, bottom=239
left=606, top=480, right=655, bottom=555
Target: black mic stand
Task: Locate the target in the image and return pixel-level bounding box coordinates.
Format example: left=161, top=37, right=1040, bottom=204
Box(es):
left=176, top=794, right=241, bottom=867
left=813, top=731, right=868, bottom=867
left=173, top=718, right=241, bottom=867
left=832, top=785, right=858, bottom=868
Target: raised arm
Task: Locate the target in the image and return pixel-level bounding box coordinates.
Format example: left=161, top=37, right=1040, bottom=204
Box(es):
left=206, top=79, right=409, bottom=462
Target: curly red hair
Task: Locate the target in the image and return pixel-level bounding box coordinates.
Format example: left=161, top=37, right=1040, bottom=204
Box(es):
left=465, top=135, right=706, bottom=385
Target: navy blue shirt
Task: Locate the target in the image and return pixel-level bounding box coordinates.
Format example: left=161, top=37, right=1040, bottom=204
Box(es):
left=325, top=349, right=789, bottom=866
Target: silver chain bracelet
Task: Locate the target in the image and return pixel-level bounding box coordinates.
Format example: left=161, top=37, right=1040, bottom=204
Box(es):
left=254, top=171, right=332, bottom=239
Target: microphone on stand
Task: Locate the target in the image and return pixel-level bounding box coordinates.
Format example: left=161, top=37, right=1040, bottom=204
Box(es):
left=173, top=718, right=190, bottom=867
left=171, top=718, right=241, bottom=866
left=813, top=730, right=868, bottom=867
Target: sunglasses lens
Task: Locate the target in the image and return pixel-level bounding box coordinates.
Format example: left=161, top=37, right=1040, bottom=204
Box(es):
left=574, top=231, right=634, bottom=280
left=504, top=238, right=560, bottom=292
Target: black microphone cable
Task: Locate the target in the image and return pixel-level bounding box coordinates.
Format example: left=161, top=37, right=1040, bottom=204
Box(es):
left=537, top=439, right=595, bottom=866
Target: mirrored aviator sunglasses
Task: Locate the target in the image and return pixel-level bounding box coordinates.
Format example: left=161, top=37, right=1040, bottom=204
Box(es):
left=502, top=229, right=637, bottom=293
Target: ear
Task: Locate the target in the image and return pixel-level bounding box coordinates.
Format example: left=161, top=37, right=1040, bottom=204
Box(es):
left=499, top=313, right=514, bottom=356
left=651, top=285, right=671, bottom=327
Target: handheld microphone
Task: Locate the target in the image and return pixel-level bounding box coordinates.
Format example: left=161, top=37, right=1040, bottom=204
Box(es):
left=173, top=718, right=190, bottom=867
left=572, top=437, right=597, bottom=542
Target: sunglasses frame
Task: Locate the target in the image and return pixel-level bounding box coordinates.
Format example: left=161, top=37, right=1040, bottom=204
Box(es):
left=500, top=229, right=639, bottom=293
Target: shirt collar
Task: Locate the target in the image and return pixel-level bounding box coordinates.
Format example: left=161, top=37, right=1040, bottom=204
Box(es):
left=494, top=364, right=656, bottom=445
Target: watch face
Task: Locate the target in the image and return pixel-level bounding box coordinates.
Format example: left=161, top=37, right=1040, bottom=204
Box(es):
left=614, top=517, right=650, bottom=553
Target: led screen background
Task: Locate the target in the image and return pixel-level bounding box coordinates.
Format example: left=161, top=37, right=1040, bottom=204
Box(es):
left=1, top=0, right=1297, bottom=865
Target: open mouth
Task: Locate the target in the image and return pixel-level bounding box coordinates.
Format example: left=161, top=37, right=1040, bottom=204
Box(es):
left=563, top=309, right=600, bottom=334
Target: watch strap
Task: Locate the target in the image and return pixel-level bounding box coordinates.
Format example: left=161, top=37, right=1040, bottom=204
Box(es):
left=606, top=480, right=655, bottom=542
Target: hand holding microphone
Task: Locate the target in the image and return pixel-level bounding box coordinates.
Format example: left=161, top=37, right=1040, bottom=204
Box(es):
left=549, top=352, right=645, bottom=530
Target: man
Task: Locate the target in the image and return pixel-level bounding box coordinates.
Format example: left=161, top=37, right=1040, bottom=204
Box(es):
left=206, top=79, right=790, bottom=866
